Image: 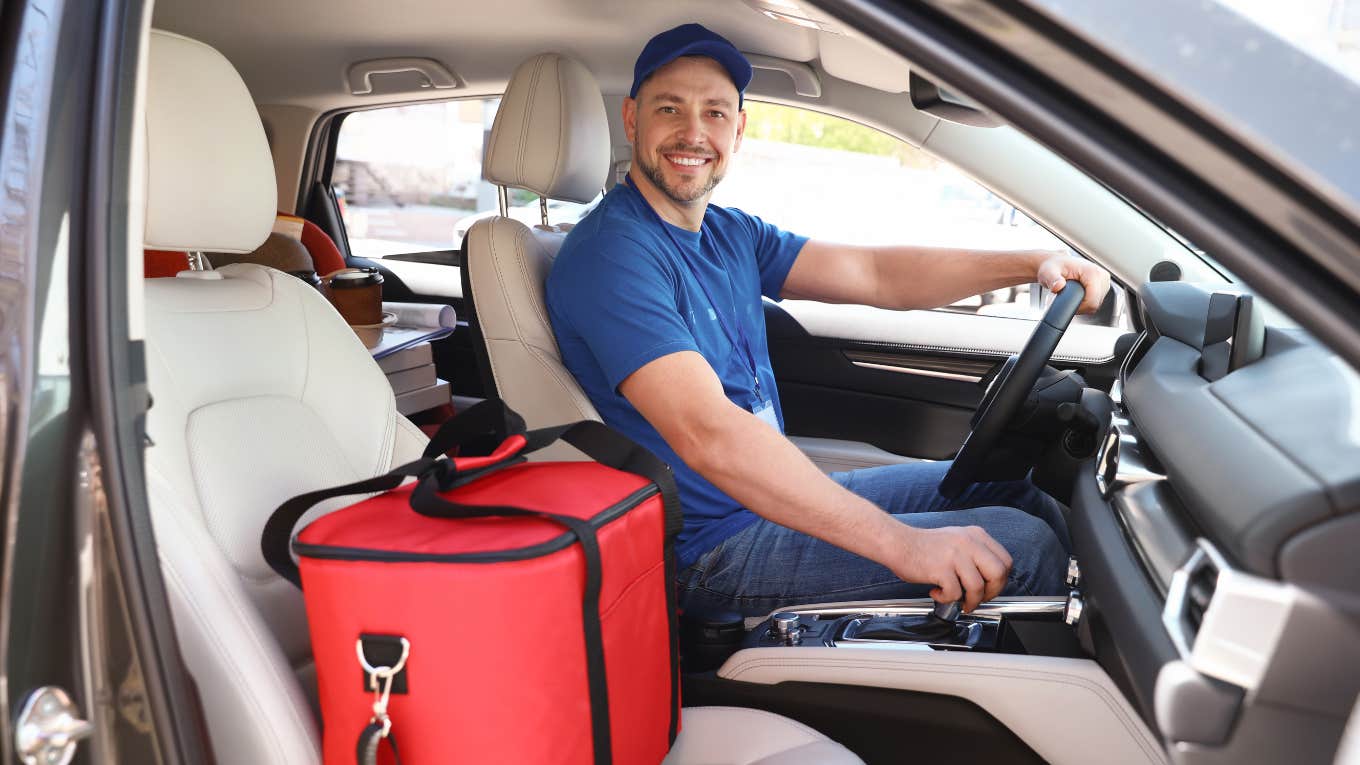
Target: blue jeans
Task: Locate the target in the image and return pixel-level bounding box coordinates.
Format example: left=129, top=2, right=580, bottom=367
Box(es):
left=676, top=460, right=1072, bottom=618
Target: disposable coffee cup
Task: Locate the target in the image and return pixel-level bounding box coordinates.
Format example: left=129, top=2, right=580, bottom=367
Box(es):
left=325, top=267, right=383, bottom=325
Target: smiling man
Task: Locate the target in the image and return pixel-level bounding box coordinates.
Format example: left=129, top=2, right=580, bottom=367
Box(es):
left=546, top=24, right=1111, bottom=618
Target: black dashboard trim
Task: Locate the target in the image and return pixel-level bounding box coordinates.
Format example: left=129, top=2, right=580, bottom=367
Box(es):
left=1110, top=480, right=1195, bottom=597
left=1070, top=469, right=1179, bottom=736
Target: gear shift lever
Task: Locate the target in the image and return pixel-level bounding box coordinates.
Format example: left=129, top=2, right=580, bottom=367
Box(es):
left=933, top=599, right=962, bottom=623
left=848, top=600, right=965, bottom=643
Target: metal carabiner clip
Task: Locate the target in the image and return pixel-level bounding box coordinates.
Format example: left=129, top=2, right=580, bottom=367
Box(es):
left=356, top=637, right=410, bottom=738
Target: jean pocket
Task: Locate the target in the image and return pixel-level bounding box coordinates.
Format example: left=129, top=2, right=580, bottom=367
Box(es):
left=696, top=527, right=762, bottom=594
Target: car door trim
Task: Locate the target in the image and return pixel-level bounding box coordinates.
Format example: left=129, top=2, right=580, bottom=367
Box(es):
left=850, top=360, right=984, bottom=383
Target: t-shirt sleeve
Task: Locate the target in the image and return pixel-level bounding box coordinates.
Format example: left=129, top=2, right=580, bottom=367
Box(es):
left=740, top=211, right=808, bottom=300
left=549, top=234, right=699, bottom=393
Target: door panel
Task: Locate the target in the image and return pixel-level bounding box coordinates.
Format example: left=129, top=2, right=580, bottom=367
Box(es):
left=767, top=300, right=1127, bottom=458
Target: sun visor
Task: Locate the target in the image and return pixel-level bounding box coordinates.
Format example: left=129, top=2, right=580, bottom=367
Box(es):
left=818, top=33, right=910, bottom=93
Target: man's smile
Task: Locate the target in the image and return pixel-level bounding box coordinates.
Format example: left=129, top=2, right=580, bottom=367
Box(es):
left=665, top=153, right=714, bottom=170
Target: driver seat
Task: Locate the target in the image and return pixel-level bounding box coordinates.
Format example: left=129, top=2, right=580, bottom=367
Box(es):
left=140, top=32, right=862, bottom=765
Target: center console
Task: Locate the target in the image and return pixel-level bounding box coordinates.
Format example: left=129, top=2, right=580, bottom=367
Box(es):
left=679, top=590, right=1168, bottom=765
left=745, top=598, right=1067, bottom=654
left=682, top=596, right=1086, bottom=674
left=683, top=597, right=1078, bottom=672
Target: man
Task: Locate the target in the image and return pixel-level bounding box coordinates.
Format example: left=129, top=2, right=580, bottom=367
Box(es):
left=546, top=24, right=1111, bottom=618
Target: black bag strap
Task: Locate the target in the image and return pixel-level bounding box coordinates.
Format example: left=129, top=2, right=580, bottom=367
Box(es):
left=356, top=723, right=401, bottom=765
left=406, top=476, right=614, bottom=764
left=261, top=411, right=682, bottom=588
left=412, top=417, right=683, bottom=541
left=420, top=398, right=525, bottom=459
left=261, top=457, right=437, bottom=587
left=527, top=420, right=683, bottom=540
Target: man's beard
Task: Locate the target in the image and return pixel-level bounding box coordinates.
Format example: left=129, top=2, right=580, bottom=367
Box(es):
left=636, top=146, right=724, bottom=204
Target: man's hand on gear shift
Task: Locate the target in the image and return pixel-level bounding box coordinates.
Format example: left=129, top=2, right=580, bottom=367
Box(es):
left=887, top=524, right=1012, bottom=612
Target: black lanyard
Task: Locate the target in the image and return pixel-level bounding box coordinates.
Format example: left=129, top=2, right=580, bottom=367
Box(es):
left=624, top=176, right=764, bottom=400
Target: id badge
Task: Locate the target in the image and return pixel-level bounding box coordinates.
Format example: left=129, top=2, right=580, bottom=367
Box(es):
left=752, top=399, right=781, bottom=433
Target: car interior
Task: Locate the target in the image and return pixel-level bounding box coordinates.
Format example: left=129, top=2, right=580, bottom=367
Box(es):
left=123, top=0, right=1360, bottom=763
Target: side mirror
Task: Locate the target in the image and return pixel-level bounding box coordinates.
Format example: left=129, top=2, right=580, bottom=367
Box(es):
left=909, top=71, right=1002, bottom=128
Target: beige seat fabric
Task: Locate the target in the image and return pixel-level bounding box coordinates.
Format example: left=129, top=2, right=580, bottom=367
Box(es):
left=665, top=707, right=862, bottom=765
left=465, top=53, right=606, bottom=461
left=142, top=34, right=860, bottom=765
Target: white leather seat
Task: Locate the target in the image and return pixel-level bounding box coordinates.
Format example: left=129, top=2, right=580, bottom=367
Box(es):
left=664, top=707, right=863, bottom=765
left=142, top=30, right=429, bottom=765
left=141, top=33, right=861, bottom=765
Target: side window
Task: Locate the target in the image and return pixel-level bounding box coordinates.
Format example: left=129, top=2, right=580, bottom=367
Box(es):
left=334, top=99, right=505, bottom=259
left=712, top=102, right=1123, bottom=324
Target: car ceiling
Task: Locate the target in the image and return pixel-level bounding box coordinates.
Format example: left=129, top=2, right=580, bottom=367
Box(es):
left=150, top=0, right=911, bottom=112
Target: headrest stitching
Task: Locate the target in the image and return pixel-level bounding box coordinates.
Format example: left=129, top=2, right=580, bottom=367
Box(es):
left=550, top=59, right=567, bottom=200
left=514, top=224, right=554, bottom=335
left=517, top=56, right=547, bottom=190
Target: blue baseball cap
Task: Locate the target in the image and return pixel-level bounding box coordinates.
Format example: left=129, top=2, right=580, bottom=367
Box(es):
left=630, top=24, right=752, bottom=107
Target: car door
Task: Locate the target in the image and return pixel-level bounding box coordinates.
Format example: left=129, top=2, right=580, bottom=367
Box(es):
left=766, top=298, right=1128, bottom=459
left=712, top=102, right=1131, bottom=459
left=0, top=0, right=208, bottom=762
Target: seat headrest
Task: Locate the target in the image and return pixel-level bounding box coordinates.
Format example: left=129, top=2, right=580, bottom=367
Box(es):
left=145, top=30, right=276, bottom=254
left=483, top=54, right=610, bottom=204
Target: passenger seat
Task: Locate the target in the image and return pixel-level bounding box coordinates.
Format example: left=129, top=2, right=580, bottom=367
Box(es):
left=140, top=31, right=861, bottom=765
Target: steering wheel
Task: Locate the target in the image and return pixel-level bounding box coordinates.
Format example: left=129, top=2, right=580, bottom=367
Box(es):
left=937, top=282, right=1085, bottom=499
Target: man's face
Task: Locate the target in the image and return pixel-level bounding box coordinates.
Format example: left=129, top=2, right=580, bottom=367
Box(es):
left=624, top=56, right=746, bottom=205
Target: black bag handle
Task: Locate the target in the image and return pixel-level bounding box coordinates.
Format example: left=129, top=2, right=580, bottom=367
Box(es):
left=261, top=404, right=681, bottom=589
left=420, top=398, right=525, bottom=459
left=356, top=723, right=401, bottom=765
left=413, top=419, right=682, bottom=539
left=263, top=401, right=527, bottom=587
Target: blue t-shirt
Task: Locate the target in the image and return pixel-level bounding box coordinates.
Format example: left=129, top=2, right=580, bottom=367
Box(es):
left=546, top=183, right=807, bottom=570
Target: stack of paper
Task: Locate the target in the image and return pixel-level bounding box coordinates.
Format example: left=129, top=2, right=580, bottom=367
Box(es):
left=378, top=341, right=451, bottom=415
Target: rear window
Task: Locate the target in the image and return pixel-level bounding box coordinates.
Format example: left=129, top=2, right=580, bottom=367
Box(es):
left=333, top=99, right=512, bottom=259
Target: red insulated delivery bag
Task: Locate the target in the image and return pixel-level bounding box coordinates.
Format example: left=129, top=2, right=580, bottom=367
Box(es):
left=261, top=401, right=683, bottom=765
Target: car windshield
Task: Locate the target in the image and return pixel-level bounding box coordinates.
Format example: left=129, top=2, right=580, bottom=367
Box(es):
left=1216, top=0, right=1360, bottom=86
left=1030, top=0, right=1360, bottom=227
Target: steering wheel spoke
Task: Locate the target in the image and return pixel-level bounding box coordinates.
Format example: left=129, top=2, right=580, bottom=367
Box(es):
left=938, top=283, right=1086, bottom=499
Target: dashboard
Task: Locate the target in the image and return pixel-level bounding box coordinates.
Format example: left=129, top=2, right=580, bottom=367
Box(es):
left=1123, top=282, right=1360, bottom=583
left=1069, top=281, right=1360, bottom=763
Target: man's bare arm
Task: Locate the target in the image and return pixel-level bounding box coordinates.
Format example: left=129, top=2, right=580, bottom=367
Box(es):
left=619, top=350, right=1012, bottom=610
left=781, top=239, right=1111, bottom=314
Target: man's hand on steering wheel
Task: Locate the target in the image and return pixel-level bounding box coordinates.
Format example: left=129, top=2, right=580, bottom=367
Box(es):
left=1036, top=253, right=1111, bottom=313
left=937, top=253, right=1108, bottom=499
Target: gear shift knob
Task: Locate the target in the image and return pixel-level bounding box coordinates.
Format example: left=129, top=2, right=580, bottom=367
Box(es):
left=932, top=600, right=962, bottom=623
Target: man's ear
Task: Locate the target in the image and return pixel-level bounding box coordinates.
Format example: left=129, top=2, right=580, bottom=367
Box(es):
left=622, top=97, right=638, bottom=143
left=733, top=108, right=747, bottom=153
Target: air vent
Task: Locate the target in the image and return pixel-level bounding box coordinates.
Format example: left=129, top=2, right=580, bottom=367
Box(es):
left=1163, top=541, right=1225, bottom=658
left=1184, top=560, right=1219, bottom=634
